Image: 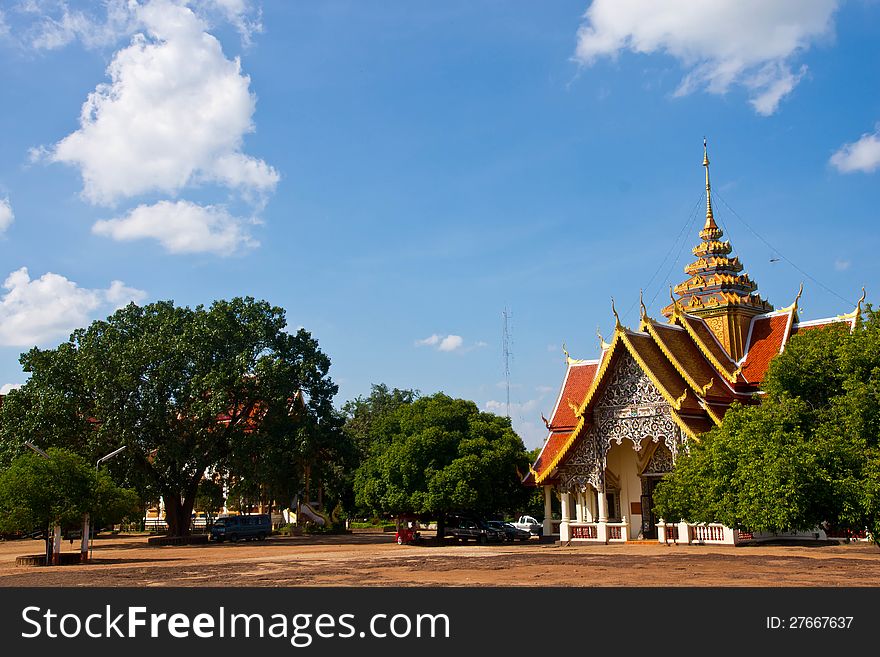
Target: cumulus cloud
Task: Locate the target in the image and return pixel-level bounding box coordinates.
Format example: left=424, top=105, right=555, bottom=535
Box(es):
left=46, top=0, right=278, bottom=206
left=0, top=383, right=23, bottom=395
left=0, top=196, right=13, bottom=234
left=195, top=0, right=262, bottom=46
left=0, top=267, right=147, bottom=347
left=830, top=127, right=880, bottom=174
left=23, top=0, right=137, bottom=51
left=11, top=0, right=260, bottom=51
left=574, top=0, right=838, bottom=115
left=93, top=200, right=257, bottom=255
left=483, top=398, right=548, bottom=449
left=416, top=334, right=465, bottom=352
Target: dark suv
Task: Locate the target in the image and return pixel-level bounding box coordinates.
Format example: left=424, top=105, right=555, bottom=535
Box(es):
left=446, top=516, right=503, bottom=544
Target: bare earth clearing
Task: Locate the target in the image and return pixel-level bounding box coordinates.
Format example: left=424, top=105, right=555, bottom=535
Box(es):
left=1, top=533, right=878, bottom=587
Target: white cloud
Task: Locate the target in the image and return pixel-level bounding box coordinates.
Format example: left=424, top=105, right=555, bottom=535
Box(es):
left=195, top=0, right=262, bottom=46
left=0, top=196, right=13, bottom=234
left=483, top=398, right=547, bottom=449
left=13, top=1, right=260, bottom=50
left=0, top=383, right=22, bottom=395
left=574, top=0, right=838, bottom=115
left=0, top=9, right=10, bottom=40
left=0, top=267, right=147, bottom=347
left=93, top=200, right=257, bottom=255
left=415, top=333, right=465, bottom=352
left=830, top=127, right=880, bottom=174
left=46, top=0, right=278, bottom=206
left=439, top=335, right=464, bottom=351
left=24, top=0, right=137, bottom=51
left=834, top=259, right=851, bottom=271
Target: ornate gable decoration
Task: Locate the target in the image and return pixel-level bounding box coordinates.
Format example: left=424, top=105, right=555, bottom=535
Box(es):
left=557, top=352, right=684, bottom=492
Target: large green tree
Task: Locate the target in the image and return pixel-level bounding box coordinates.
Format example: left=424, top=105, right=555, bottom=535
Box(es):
left=0, top=297, right=342, bottom=536
left=0, top=448, right=138, bottom=562
left=354, top=393, right=530, bottom=536
left=654, top=307, right=880, bottom=543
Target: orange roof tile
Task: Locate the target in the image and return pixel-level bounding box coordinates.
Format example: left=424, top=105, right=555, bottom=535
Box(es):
left=790, top=317, right=852, bottom=335
left=548, top=360, right=600, bottom=430
left=528, top=430, right=572, bottom=484
left=740, top=311, right=793, bottom=384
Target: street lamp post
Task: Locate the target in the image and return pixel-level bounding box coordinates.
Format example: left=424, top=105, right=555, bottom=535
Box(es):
left=89, top=446, right=127, bottom=561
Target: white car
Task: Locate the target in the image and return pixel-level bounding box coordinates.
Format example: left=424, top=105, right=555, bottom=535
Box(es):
left=512, top=515, right=543, bottom=536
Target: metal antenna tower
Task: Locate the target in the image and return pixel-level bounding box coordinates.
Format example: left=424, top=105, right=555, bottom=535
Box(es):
left=502, top=307, right=512, bottom=418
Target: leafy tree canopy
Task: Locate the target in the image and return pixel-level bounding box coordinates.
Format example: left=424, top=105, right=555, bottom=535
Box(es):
left=0, top=297, right=342, bottom=536
left=654, top=306, right=880, bottom=543
left=354, top=393, right=531, bottom=528
left=0, top=447, right=138, bottom=533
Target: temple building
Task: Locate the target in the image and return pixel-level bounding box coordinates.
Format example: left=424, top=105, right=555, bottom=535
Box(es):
left=524, top=141, right=864, bottom=545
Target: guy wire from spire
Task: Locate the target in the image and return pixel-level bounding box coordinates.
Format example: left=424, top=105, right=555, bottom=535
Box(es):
left=626, top=190, right=705, bottom=322
left=713, top=190, right=856, bottom=306
left=648, top=192, right=705, bottom=310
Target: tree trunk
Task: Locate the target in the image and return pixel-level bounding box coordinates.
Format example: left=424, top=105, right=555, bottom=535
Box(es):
left=164, top=494, right=196, bottom=537
left=436, top=514, right=446, bottom=543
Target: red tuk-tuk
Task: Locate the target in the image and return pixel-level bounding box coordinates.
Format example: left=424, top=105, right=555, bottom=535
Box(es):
left=395, top=516, right=422, bottom=545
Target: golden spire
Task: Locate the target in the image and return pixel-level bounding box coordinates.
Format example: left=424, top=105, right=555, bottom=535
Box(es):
left=639, top=289, right=647, bottom=319
left=702, top=137, right=718, bottom=232
left=611, top=297, right=622, bottom=330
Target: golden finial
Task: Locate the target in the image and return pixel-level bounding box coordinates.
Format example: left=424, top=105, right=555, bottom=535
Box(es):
left=794, top=281, right=804, bottom=309
left=702, top=137, right=718, bottom=232
left=611, top=297, right=622, bottom=329
left=639, top=289, right=647, bottom=319
left=668, top=286, right=682, bottom=316
left=562, top=342, right=570, bottom=362
left=857, top=286, right=866, bottom=312
left=596, top=325, right=610, bottom=350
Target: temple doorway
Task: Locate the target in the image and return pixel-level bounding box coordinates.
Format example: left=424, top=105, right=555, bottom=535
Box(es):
left=639, top=475, right=663, bottom=539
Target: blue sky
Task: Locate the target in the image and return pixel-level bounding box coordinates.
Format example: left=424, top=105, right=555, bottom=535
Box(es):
left=0, top=1, right=878, bottom=448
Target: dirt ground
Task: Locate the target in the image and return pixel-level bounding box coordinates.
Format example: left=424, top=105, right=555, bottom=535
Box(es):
left=1, top=532, right=878, bottom=587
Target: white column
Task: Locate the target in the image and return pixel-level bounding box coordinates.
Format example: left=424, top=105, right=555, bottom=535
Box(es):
left=575, top=491, right=584, bottom=523
left=542, top=485, right=554, bottom=536
left=597, top=489, right=608, bottom=522
left=52, top=525, right=62, bottom=565
left=80, top=514, right=89, bottom=562
left=560, top=492, right=570, bottom=541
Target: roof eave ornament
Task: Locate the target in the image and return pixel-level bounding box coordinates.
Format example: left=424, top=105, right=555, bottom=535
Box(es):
left=611, top=297, right=622, bottom=331
left=668, top=286, right=683, bottom=318
left=596, top=325, right=611, bottom=351
left=839, top=287, right=867, bottom=330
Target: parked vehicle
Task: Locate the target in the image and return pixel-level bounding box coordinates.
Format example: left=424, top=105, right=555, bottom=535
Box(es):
left=512, top=515, right=543, bottom=536
left=487, top=520, right=531, bottom=542
left=446, top=516, right=503, bottom=544
left=209, top=514, right=271, bottom=542
left=395, top=525, right=421, bottom=545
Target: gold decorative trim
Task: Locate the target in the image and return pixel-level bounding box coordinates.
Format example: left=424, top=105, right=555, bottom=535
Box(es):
left=669, top=309, right=740, bottom=384
left=670, top=410, right=698, bottom=440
